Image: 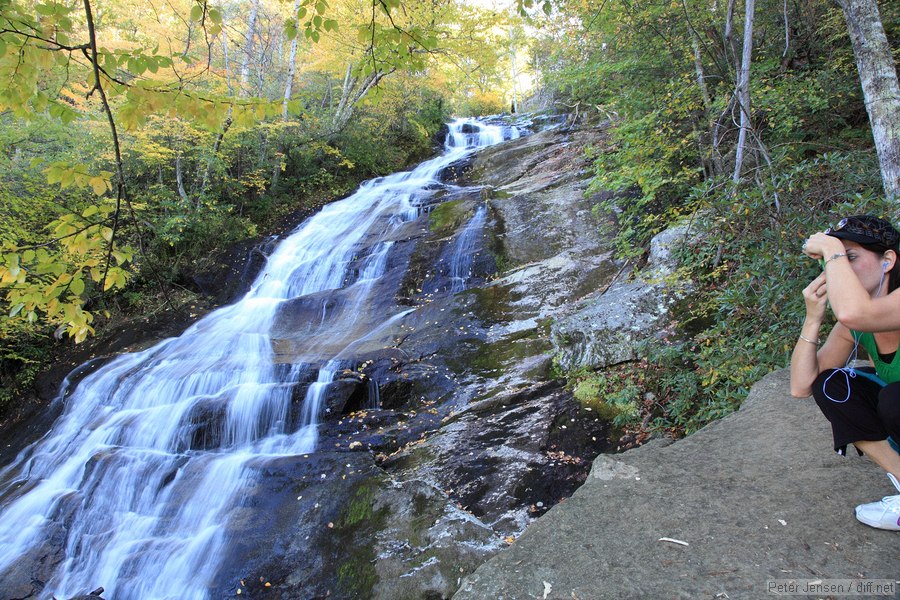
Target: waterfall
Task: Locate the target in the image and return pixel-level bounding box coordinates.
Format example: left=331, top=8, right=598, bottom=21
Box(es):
left=449, top=205, right=488, bottom=293
left=0, top=118, right=520, bottom=599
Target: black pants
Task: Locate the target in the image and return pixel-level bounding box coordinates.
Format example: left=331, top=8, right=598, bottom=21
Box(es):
left=812, top=369, right=900, bottom=455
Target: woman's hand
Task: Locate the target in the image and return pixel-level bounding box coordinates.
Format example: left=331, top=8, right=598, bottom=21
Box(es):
left=802, top=232, right=844, bottom=260
left=801, top=272, right=829, bottom=323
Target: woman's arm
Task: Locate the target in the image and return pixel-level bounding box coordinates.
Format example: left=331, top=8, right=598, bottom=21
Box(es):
left=803, top=232, right=900, bottom=331
left=790, top=322, right=855, bottom=397
left=789, top=270, right=855, bottom=396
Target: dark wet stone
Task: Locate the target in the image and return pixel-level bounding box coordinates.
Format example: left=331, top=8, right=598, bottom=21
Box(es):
left=1, top=117, right=640, bottom=600
left=211, top=451, right=499, bottom=600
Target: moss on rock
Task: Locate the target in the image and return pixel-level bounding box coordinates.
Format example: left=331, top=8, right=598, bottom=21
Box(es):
left=333, top=482, right=391, bottom=598
left=429, top=199, right=473, bottom=236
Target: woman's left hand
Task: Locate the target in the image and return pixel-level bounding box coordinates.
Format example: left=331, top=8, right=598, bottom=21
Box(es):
left=801, top=272, right=829, bottom=322
left=802, top=232, right=844, bottom=261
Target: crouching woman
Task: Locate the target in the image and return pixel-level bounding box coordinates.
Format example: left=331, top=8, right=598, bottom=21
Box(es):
left=790, top=215, right=900, bottom=531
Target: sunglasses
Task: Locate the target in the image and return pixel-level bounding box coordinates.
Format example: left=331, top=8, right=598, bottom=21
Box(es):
left=826, top=217, right=900, bottom=248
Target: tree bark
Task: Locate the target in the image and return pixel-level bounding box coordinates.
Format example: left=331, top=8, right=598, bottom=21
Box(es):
left=282, top=0, right=300, bottom=119
left=732, top=0, right=756, bottom=183
left=723, top=0, right=738, bottom=68
left=691, top=31, right=716, bottom=176
left=239, top=0, right=261, bottom=97
left=221, top=22, right=234, bottom=96
left=836, top=0, right=900, bottom=202
left=272, top=0, right=301, bottom=191
left=175, top=154, right=189, bottom=203
left=329, top=64, right=393, bottom=136
left=691, top=33, right=712, bottom=118
left=508, top=28, right=520, bottom=114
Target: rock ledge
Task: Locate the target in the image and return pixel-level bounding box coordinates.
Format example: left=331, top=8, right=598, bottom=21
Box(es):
left=453, top=368, right=900, bottom=599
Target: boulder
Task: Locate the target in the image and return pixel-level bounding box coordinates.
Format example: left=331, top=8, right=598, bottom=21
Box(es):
left=550, top=221, right=692, bottom=371
left=453, top=369, right=900, bottom=599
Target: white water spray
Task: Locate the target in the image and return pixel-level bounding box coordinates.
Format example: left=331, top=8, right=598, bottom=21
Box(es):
left=0, top=118, right=518, bottom=599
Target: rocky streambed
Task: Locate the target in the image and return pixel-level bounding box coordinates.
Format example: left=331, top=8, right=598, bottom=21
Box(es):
left=3, top=116, right=689, bottom=600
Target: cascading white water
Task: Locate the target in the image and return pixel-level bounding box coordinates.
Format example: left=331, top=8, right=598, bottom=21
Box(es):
left=449, top=205, right=488, bottom=293
left=0, top=118, right=518, bottom=599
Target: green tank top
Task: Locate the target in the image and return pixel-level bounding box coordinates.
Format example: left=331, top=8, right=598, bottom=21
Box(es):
left=854, top=331, right=900, bottom=384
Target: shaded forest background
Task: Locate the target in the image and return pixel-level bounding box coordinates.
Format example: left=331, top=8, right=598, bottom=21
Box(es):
left=0, top=0, right=897, bottom=437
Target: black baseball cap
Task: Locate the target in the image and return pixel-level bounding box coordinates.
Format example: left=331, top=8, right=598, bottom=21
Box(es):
left=826, top=215, right=900, bottom=252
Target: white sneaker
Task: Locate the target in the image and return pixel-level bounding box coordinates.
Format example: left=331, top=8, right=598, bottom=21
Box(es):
left=855, top=473, right=900, bottom=531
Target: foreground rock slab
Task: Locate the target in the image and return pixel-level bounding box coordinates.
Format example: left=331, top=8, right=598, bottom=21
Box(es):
left=453, top=369, right=900, bottom=599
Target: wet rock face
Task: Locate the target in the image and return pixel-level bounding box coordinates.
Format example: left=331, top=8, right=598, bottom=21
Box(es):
left=192, top=235, right=280, bottom=305
left=210, top=452, right=501, bottom=600
left=4, top=117, right=686, bottom=600
left=550, top=221, right=693, bottom=372
left=203, top=119, right=630, bottom=599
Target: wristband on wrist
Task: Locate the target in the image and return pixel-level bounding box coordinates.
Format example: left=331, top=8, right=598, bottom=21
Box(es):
left=798, top=334, right=819, bottom=345
left=824, top=252, right=847, bottom=265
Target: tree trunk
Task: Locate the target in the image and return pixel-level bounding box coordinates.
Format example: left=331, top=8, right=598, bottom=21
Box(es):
left=691, top=32, right=716, bottom=176
left=691, top=36, right=712, bottom=117
left=732, top=0, right=756, bottom=183
left=183, top=19, right=193, bottom=57
left=282, top=0, right=300, bottom=119
left=330, top=64, right=393, bottom=136
left=221, top=23, right=234, bottom=95
left=201, top=117, right=233, bottom=195
left=508, top=28, right=520, bottom=114
left=239, top=0, right=261, bottom=97
left=723, top=0, right=738, bottom=68
left=175, top=154, right=189, bottom=204
left=272, top=0, right=301, bottom=191
left=836, top=0, right=900, bottom=202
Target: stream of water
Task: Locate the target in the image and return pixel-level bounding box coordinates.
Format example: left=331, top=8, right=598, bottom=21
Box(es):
left=0, top=118, right=519, bottom=599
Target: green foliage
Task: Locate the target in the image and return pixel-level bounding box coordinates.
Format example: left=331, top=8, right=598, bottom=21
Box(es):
left=0, top=324, right=49, bottom=415
left=0, top=0, right=464, bottom=424
left=587, top=79, right=705, bottom=257
left=641, top=151, right=885, bottom=434
left=536, top=0, right=895, bottom=437
left=330, top=87, right=449, bottom=177
left=570, top=364, right=644, bottom=428
left=0, top=113, right=134, bottom=342
left=0, top=0, right=463, bottom=354
left=561, top=151, right=886, bottom=437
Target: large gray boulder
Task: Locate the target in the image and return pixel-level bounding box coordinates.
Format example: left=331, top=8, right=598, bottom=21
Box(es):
left=453, top=368, right=900, bottom=599
left=550, top=221, right=692, bottom=371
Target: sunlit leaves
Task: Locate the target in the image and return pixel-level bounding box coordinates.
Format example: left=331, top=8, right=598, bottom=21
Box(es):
left=0, top=0, right=467, bottom=346
left=354, top=20, right=437, bottom=74
left=285, top=0, right=336, bottom=43
left=0, top=199, right=134, bottom=342
left=44, top=163, right=113, bottom=196
left=516, top=0, right=553, bottom=17
left=378, top=0, right=401, bottom=16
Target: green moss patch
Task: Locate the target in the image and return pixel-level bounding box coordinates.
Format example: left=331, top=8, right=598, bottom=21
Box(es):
left=446, top=330, right=551, bottom=378
left=333, top=482, right=391, bottom=598
left=429, top=199, right=473, bottom=236
left=464, top=284, right=521, bottom=324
